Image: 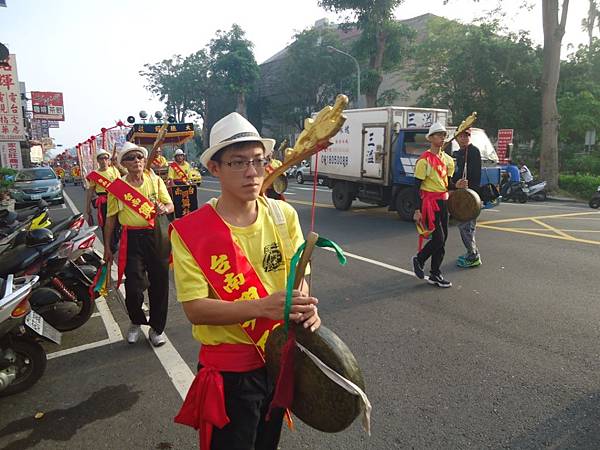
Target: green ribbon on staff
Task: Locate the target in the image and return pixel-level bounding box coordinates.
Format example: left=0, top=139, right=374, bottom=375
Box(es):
left=283, top=237, right=346, bottom=334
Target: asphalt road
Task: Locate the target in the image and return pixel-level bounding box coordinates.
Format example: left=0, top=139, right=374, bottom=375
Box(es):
left=1, top=178, right=599, bottom=449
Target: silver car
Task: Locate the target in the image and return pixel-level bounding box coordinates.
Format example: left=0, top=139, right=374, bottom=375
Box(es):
left=10, top=167, right=64, bottom=207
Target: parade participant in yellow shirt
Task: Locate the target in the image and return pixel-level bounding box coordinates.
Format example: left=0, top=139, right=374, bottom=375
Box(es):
left=167, top=148, right=191, bottom=186
left=412, top=123, right=456, bottom=288
left=171, top=113, right=320, bottom=450
left=103, top=142, right=174, bottom=347
left=85, top=149, right=121, bottom=237
left=151, top=146, right=168, bottom=169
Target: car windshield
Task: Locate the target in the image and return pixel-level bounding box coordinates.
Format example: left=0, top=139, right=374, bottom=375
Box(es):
left=16, top=168, right=57, bottom=181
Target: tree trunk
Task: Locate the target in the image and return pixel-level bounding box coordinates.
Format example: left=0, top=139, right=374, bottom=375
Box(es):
left=236, top=93, right=247, bottom=118
left=365, top=30, right=387, bottom=107
left=539, top=0, right=569, bottom=192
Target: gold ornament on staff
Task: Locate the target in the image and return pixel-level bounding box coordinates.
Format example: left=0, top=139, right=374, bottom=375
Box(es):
left=442, top=111, right=477, bottom=152
left=261, top=94, right=349, bottom=194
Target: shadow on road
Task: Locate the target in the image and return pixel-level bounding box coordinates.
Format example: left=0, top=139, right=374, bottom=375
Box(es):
left=0, top=384, right=141, bottom=449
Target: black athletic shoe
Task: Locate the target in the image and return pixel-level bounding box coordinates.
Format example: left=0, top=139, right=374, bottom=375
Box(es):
left=412, top=256, right=424, bottom=279
left=427, top=273, right=452, bottom=288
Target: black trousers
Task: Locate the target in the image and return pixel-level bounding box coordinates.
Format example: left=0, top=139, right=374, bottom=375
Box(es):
left=417, top=200, right=449, bottom=276
left=97, top=194, right=120, bottom=253
left=124, top=229, right=169, bottom=333
left=201, top=364, right=284, bottom=450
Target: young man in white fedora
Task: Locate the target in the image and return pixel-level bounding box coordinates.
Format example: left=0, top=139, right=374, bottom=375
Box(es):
left=103, top=142, right=174, bottom=347
left=170, top=112, right=321, bottom=449
left=412, top=122, right=456, bottom=288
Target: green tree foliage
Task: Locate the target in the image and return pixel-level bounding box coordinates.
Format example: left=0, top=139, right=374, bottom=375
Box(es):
left=558, top=38, right=600, bottom=143
left=140, top=55, right=196, bottom=123
left=318, top=0, right=412, bottom=107
left=410, top=17, right=542, bottom=140
left=267, top=27, right=354, bottom=131
left=209, top=24, right=260, bottom=117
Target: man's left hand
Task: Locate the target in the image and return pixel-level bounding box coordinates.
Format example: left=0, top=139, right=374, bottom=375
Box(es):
left=292, top=306, right=321, bottom=332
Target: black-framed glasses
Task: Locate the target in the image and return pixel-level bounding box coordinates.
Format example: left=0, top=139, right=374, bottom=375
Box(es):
left=224, top=158, right=269, bottom=171
left=98, top=155, right=110, bottom=160
left=122, top=153, right=145, bottom=162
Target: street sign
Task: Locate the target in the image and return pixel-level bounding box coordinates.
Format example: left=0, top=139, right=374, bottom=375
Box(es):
left=497, top=129, right=514, bottom=163
left=0, top=54, right=26, bottom=141
left=31, top=91, right=65, bottom=121
left=585, top=130, right=596, bottom=146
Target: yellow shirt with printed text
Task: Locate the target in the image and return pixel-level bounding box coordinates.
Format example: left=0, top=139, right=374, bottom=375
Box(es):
left=167, top=161, right=191, bottom=181
left=171, top=197, right=305, bottom=345
left=152, top=155, right=168, bottom=168
left=414, top=150, right=455, bottom=192
left=88, top=166, right=121, bottom=194
left=107, top=172, right=172, bottom=227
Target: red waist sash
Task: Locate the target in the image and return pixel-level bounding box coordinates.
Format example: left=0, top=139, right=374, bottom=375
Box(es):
left=95, top=195, right=108, bottom=227
left=418, top=190, right=448, bottom=251
left=116, top=225, right=153, bottom=288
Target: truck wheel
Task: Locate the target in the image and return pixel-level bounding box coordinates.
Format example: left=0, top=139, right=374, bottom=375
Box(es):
left=332, top=182, right=354, bottom=210
left=395, top=188, right=416, bottom=221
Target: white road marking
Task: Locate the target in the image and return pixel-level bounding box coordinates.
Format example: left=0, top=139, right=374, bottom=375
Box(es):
left=48, top=338, right=114, bottom=360
left=323, top=247, right=418, bottom=278
left=61, top=189, right=194, bottom=398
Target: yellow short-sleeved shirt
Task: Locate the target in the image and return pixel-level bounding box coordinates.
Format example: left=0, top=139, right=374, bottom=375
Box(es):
left=414, top=150, right=455, bottom=192
left=167, top=161, right=191, bottom=181
left=107, top=172, right=172, bottom=227
left=171, top=197, right=305, bottom=345
left=88, top=166, right=121, bottom=194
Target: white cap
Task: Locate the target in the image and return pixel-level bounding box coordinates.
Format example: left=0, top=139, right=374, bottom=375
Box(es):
left=426, top=123, right=448, bottom=138
left=118, top=142, right=148, bottom=164
left=174, top=149, right=185, bottom=156
left=96, top=148, right=110, bottom=159
left=200, top=112, right=275, bottom=167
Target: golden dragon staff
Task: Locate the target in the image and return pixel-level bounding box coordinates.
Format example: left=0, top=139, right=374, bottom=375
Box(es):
left=261, top=94, right=349, bottom=195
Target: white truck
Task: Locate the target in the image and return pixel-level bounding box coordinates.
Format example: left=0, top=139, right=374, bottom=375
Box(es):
left=309, top=106, right=500, bottom=220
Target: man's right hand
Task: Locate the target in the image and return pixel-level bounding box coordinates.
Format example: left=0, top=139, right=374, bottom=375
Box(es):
left=413, top=209, right=422, bottom=222
left=259, top=289, right=318, bottom=321
left=103, top=247, right=113, bottom=266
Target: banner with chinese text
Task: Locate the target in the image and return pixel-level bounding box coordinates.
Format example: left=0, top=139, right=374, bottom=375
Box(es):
left=0, top=141, right=23, bottom=169
left=0, top=54, right=26, bottom=141
left=77, top=141, right=95, bottom=187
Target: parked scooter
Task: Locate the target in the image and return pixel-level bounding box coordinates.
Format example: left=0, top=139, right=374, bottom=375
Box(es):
left=590, top=186, right=600, bottom=209
left=527, top=180, right=547, bottom=201
left=500, top=174, right=529, bottom=203
left=0, top=200, right=51, bottom=246
left=0, top=274, right=61, bottom=397
left=0, top=228, right=98, bottom=332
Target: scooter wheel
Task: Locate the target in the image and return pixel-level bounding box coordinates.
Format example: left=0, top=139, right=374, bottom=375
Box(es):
left=518, top=193, right=528, bottom=203
left=48, top=282, right=95, bottom=332
left=590, top=199, right=600, bottom=209
left=0, top=337, right=47, bottom=397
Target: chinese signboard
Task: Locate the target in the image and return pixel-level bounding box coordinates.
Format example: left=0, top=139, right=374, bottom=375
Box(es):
left=0, top=54, right=26, bottom=141
left=0, top=141, right=23, bottom=169
left=31, top=91, right=65, bottom=121
left=497, top=129, right=514, bottom=163
left=31, top=118, right=50, bottom=139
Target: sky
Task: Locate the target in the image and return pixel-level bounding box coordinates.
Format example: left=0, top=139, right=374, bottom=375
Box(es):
left=0, top=0, right=593, bottom=154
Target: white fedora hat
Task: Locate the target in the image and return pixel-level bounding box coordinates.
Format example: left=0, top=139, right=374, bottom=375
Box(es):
left=96, top=148, right=110, bottom=159
left=200, top=112, right=275, bottom=167
left=118, top=142, right=148, bottom=164
left=426, top=122, right=448, bottom=138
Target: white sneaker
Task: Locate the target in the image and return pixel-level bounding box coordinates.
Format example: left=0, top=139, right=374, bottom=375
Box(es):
left=127, top=324, right=141, bottom=344
left=148, top=329, right=166, bottom=347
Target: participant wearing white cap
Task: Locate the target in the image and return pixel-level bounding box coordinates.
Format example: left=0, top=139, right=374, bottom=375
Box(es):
left=85, top=148, right=122, bottom=249
left=167, top=148, right=191, bottom=186
left=103, top=141, right=174, bottom=347
left=170, top=112, right=319, bottom=449
left=412, top=122, right=455, bottom=288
